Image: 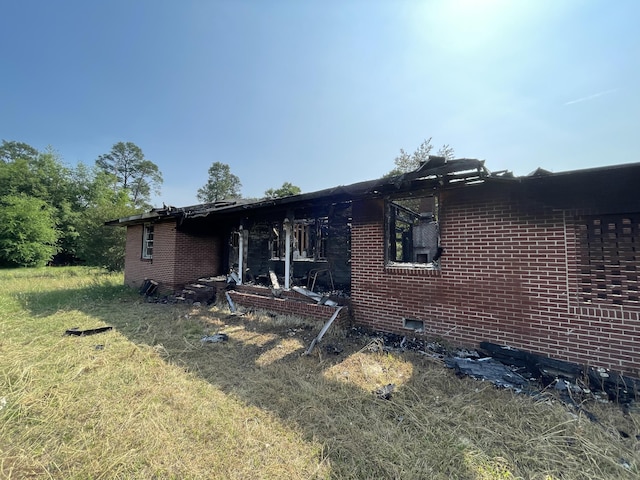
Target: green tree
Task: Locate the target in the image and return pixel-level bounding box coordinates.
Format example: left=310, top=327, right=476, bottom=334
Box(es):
left=33, top=148, right=80, bottom=259
left=0, top=194, right=59, bottom=267
left=0, top=143, right=72, bottom=205
left=0, top=140, right=147, bottom=270
left=96, top=142, right=163, bottom=208
left=0, top=142, right=80, bottom=261
left=70, top=166, right=140, bottom=270
left=75, top=180, right=137, bottom=271
left=264, top=182, right=302, bottom=199
left=0, top=140, right=39, bottom=164
left=385, top=138, right=455, bottom=177
left=197, top=162, right=242, bottom=202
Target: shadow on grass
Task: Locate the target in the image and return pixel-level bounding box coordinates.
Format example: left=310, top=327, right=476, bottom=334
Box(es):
left=17, top=281, right=638, bottom=479
left=17, top=282, right=485, bottom=479
left=16, top=283, right=136, bottom=318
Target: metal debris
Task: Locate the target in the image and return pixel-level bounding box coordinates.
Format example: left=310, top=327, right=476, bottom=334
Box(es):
left=445, top=357, right=529, bottom=391
left=228, top=271, right=241, bottom=285
left=225, top=291, right=237, bottom=313
left=304, top=306, right=344, bottom=355
left=292, top=286, right=338, bottom=307
left=201, top=333, right=229, bottom=343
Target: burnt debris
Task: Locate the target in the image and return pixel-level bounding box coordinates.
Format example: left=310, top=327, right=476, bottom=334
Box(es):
left=65, top=326, right=113, bottom=337
left=348, top=327, right=640, bottom=406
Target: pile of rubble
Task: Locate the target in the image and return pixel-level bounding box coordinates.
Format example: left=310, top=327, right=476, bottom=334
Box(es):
left=141, top=276, right=227, bottom=305
left=346, top=326, right=640, bottom=409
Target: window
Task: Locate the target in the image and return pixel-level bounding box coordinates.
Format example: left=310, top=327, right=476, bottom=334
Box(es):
left=577, top=214, right=639, bottom=305
left=293, top=221, right=309, bottom=258
left=293, top=218, right=328, bottom=260
left=230, top=231, right=240, bottom=248
left=270, top=223, right=281, bottom=259
left=386, top=195, right=441, bottom=267
left=142, top=224, right=154, bottom=259
left=317, top=216, right=328, bottom=260
left=270, top=217, right=329, bottom=261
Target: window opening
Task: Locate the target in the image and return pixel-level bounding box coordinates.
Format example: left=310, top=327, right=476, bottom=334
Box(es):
left=293, top=221, right=310, bottom=259
left=387, top=195, right=440, bottom=267
left=270, top=224, right=281, bottom=259
left=317, top=217, right=328, bottom=260
left=230, top=231, right=240, bottom=248
left=142, top=224, right=154, bottom=259
left=271, top=217, right=329, bottom=261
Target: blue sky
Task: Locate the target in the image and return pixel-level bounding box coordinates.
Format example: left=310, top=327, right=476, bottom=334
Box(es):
left=1, top=0, right=638, bottom=207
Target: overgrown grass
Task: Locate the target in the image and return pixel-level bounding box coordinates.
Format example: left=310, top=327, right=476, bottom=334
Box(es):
left=1, top=267, right=639, bottom=479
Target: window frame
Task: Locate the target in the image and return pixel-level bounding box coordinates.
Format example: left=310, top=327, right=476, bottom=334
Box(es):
left=142, top=223, right=154, bottom=260
left=385, top=194, right=441, bottom=269
left=270, top=217, right=329, bottom=262
left=270, top=223, right=282, bottom=260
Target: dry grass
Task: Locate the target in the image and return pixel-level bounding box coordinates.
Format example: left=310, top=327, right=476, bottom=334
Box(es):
left=1, top=267, right=639, bottom=479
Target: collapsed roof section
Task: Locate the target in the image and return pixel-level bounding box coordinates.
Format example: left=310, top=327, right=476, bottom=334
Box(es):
left=105, top=157, right=640, bottom=227
left=106, top=156, right=493, bottom=226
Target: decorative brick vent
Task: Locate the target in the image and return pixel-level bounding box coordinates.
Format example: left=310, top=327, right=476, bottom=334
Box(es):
left=577, top=214, right=640, bottom=305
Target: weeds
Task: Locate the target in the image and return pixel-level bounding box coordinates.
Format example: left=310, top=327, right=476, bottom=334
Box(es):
left=1, top=267, right=639, bottom=479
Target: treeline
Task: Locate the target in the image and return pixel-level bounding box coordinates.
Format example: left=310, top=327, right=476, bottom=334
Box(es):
left=0, top=140, right=160, bottom=270
left=0, top=136, right=451, bottom=271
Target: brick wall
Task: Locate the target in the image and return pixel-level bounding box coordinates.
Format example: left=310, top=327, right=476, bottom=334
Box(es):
left=124, top=220, right=222, bottom=291
left=173, top=231, right=221, bottom=287
left=351, top=183, right=640, bottom=376
left=125, top=222, right=178, bottom=290
left=228, top=285, right=350, bottom=326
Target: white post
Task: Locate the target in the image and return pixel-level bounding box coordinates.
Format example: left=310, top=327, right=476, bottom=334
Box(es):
left=237, top=227, right=244, bottom=285
left=283, top=219, right=292, bottom=290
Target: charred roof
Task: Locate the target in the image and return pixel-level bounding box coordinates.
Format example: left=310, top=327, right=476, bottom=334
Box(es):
left=106, top=158, right=640, bottom=226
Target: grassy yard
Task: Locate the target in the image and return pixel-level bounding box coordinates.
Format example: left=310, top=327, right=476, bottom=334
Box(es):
left=1, top=267, right=639, bottom=479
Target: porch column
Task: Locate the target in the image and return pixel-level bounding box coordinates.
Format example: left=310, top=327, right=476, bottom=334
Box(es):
left=283, top=218, right=292, bottom=290
left=237, top=226, right=244, bottom=285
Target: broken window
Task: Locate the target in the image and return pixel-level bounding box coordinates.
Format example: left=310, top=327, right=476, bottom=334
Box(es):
left=270, top=223, right=281, bottom=259
left=293, top=218, right=329, bottom=260
left=293, top=221, right=310, bottom=258
left=231, top=231, right=240, bottom=248
left=577, top=214, right=639, bottom=305
left=386, top=195, right=441, bottom=267
left=142, top=224, right=154, bottom=259
left=270, top=217, right=329, bottom=261
left=317, top=216, right=328, bottom=260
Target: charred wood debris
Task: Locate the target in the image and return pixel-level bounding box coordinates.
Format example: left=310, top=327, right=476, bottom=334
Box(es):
left=139, top=274, right=349, bottom=308
left=139, top=278, right=640, bottom=421
left=348, top=327, right=640, bottom=422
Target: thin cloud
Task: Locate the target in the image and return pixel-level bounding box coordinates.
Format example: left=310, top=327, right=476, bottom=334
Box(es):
left=564, top=89, right=617, bottom=106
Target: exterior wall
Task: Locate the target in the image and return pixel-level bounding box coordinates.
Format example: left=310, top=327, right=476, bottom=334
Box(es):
left=350, top=184, right=640, bottom=376
left=173, top=231, right=222, bottom=287
left=124, top=220, right=222, bottom=291
left=125, top=222, right=179, bottom=290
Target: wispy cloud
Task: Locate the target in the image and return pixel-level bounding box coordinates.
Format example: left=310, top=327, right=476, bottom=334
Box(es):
left=564, top=89, right=617, bottom=106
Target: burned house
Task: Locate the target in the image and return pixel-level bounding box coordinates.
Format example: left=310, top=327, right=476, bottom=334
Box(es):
left=108, top=158, right=640, bottom=376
